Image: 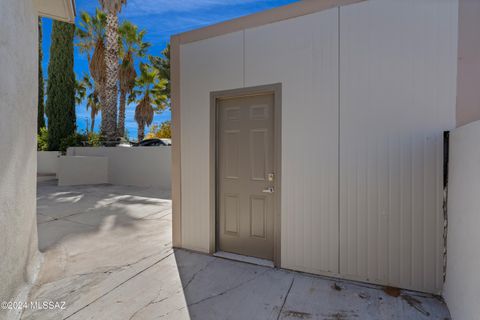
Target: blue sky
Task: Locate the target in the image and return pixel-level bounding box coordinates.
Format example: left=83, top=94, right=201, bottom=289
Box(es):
left=41, top=0, right=298, bottom=139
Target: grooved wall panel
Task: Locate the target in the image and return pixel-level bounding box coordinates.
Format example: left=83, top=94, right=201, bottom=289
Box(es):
left=339, top=0, right=458, bottom=293
left=180, top=32, right=244, bottom=252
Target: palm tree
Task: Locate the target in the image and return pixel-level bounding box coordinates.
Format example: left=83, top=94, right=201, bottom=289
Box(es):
left=76, top=74, right=101, bottom=133
left=76, top=10, right=107, bottom=127
left=117, top=21, right=150, bottom=137
left=75, top=77, right=86, bottom=105
left=149, top=43, right=170, bottom=105
left=130, top=63, right=167, bottom=141
left=99, top=0, right=127, bottom=143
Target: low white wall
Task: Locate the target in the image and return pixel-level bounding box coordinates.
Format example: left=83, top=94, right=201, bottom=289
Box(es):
left=58, top=156, right=108, bottom=186
left=444, top=120, right=480, bottom=320
left=67, top=147, right=171, bottom=189
left=37, top=151, right=60, bottom=175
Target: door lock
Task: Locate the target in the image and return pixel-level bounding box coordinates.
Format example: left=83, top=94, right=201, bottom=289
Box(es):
left=268, top=173, right=275, bottom=182
left=262, top=187, right=275, bottom=194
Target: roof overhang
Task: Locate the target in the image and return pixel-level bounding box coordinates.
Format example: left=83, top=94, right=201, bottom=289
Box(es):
left=36, top=0, right=76, bottom=23
left=172, top=0, right=366, bottom=45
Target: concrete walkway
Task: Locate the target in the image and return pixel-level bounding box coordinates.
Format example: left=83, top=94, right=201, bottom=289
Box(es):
left=23, top=182, right=451, bottom=320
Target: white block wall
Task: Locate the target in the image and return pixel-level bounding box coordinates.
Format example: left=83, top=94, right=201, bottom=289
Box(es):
left=37, top=151, right=60, bottom=175
left=67, top=147, right=171, bottom=189
left=58, top=156, right=108, bottom=186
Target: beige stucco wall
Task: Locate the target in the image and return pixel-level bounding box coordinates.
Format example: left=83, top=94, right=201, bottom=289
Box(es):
left=456, top=0, right=480, bottom=127
left=0, top=0, right=42, bottom=318
left=444, top=120, right=480, bottom=320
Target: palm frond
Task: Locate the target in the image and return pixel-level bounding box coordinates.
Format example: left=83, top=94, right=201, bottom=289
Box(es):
left=119, top=52, right=136, bottom=94
left=89, top=40, right=106, bottom=89
left=99, top=0, right=127, bottom=14
left=75, top=9, right=107, bottom=57
left=134, top=95, right=154, bottom=126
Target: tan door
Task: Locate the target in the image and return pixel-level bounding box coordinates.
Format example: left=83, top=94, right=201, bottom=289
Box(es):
left=217, top=93, right=275, bottom=260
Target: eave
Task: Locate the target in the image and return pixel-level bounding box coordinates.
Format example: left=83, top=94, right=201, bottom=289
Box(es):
left=36, top=0, right=76, bottom=23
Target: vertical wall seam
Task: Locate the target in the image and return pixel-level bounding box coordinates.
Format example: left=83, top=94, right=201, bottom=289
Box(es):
left=422, top=138, right=427, bottom=290
left=387, top=137, right=390, bottom=282
left=435, top=135, right=439, bottom=289
left=243, top=30, right=246, bottom=88
left=337, top=5, right=341, bottom=275
left=411, top=137, right=414, bottom=287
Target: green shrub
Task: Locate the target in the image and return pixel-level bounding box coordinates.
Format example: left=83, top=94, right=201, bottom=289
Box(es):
left=146, top=121, right=171, bottom=139
left=59, top=132, right=85, bottom=153
left=86, top=132, right=102, bottom=147
left=58, top=131, right=105, bottom=153
left=45, top=21, right=76, bottom=151
left=37, top=127, right=49, bottom=151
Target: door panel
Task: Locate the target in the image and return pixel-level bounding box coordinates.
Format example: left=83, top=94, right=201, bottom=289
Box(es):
left=218, top=94, right=275, bottom=260
left=224, top=194, right=240, bottom=235
left=223, top=130, right=240, bottom=179
left=250, top=196, right=267, bottom=239
left=250, top=129, right=267, bottom=181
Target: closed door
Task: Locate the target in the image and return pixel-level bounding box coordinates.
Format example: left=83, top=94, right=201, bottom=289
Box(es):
left=217, top=93, right=275, bottom=260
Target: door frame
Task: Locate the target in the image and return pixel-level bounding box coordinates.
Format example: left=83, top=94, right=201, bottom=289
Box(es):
left=209, top=83, right=282, bottom=267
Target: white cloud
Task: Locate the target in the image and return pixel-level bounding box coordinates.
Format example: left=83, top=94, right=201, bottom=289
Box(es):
left=124, top=0, right=258, bottom=16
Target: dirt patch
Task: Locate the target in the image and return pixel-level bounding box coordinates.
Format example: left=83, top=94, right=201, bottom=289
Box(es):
left=282, top=310, right=312, bottom=319
left=402, top=294, right=430, bottom=317
left=325, top=313, right=347, bottom=320
left=331, top=283, right=342, bottom=291
left=383, top=286, right=401, bottom=297
left=322, top=311, right=359, bottom=320
left=358, top=292, right=370, bottom=300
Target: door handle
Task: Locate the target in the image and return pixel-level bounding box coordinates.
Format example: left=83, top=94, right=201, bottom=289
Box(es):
left=262, top=187, right=275, bottom=194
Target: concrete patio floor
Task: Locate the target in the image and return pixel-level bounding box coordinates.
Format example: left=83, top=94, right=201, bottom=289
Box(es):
left=22, top=181, right=451, bottom=320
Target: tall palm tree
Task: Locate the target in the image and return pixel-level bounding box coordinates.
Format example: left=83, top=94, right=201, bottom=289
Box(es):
left=76, top=10, right=107, bottom=125
left=99, top=0, right=127, bottom=142
left=135, top=95, right=153, bottom=142
left=130, top=63, right=167, bottom=141
left=118, top=21, right=150, bottom=137
left=76, top=74, right=101, bottom=133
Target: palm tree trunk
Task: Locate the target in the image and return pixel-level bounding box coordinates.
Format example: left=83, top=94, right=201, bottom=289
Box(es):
left=118, top=90, right=126, bottom=137
left=91, top=109, right=96, bottom=133
left=99, top=84, right=107, bottom=136
left=138, top=121, right=145, bottom=142
left=103, top=13, right=119, bottom=143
